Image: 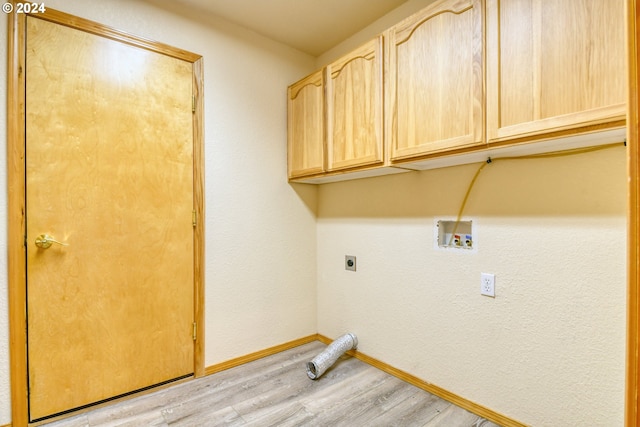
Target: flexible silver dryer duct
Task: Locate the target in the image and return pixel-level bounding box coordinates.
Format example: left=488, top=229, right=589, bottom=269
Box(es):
left=306, top=333, right=358, bottom=380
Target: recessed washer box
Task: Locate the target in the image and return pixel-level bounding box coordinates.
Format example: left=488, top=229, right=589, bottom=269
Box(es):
left=436, top=219, right=475, bottom=251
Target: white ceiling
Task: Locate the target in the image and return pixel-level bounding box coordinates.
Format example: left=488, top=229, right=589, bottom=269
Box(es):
left=144, top=0, right=409, bottom=56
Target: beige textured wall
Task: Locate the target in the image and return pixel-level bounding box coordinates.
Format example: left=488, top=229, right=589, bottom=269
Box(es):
left=317, top=146, right=627, bottom=426
left=0, top=1, right=318, bottom=423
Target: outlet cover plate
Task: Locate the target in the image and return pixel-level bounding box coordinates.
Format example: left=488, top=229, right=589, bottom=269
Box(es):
left=345, top=255, right=356, bottom=271
left=481, top=273, right=495, bottom=297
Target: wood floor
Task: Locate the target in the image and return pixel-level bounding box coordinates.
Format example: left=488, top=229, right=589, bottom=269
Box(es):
left=43, top=341, right=501, bottom=427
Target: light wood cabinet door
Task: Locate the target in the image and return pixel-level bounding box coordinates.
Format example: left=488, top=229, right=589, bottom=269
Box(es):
left=388, top=0, right=484, bottom=161
left=287, top=70, right=324, bottom=178
left=486, top=0, right=626, bottom=143
left=326, top=37, right=384, bottom=171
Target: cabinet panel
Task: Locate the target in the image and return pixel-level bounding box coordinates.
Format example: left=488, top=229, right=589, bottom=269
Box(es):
left=487, top=0, right=626, bottom=142
left=287, top=71, right=324, bottom=178
left=388, top=0, right=484, bottom=161
left=326, top=37, right=383, bottom=171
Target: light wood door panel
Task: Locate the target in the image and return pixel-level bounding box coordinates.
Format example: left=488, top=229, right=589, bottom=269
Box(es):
left=26, top=16, right=195, bottom=421
left=486, top=0, right=626, bottom=142
left=388, top=0, right=484, bottom=161
left=287, top=71, right=324, bottom=178
left=326, top=37, right=383, bottom=171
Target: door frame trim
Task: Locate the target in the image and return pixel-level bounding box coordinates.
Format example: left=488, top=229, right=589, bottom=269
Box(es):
left=627, top=0, right=640, bottom=424
left=7, top=8, right=205, bottom=425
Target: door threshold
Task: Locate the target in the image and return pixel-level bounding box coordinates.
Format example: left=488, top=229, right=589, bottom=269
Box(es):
left=29, top=373, right=194, bottom=425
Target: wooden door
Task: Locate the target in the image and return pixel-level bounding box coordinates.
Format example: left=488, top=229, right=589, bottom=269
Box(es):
left=387, top=0, right=484, bottom=161
left=287, top=70, right=325, bottom=178
left=326, top=36, right=384, bottom=171
left=25, top=15, right=196, bottom=421
left=486, top=0, right=626, bottom=143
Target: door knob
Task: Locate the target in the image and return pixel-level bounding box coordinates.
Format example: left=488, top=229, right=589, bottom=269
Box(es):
left=35, top=234, right=68, bottom=249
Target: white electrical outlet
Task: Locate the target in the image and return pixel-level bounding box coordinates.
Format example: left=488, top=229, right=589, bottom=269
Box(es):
left=481, top=273, right=495, bottom=297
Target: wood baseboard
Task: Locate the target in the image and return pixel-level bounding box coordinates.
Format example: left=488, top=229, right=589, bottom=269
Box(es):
left=316, top=334, right=527, bottom=427
left=204, top=334, right=320, bottom=376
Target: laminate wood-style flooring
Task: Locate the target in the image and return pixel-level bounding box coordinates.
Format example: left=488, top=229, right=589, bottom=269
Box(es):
left=44, top=341, right=501, bottom=427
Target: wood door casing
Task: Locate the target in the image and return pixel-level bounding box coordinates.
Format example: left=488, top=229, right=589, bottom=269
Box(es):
left=7, top=8, right=205, bottom=425
left=627, top=0, right=639, bottom=424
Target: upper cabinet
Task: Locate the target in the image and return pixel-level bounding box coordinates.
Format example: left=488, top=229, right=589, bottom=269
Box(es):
left=326, top=36, right=384, bottom=171
left=388, top=0, right=484, bottom=161
left=287, top=70, right=324, bottom=179
left=287, top=0, right=627, bottom=183
left=288, top=37, right=387, bottom=180
left=486, top=0, right=626, bottom=143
